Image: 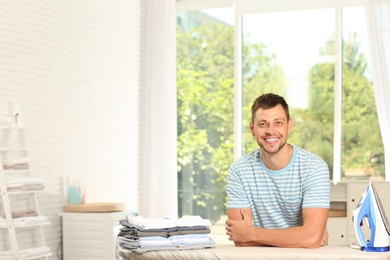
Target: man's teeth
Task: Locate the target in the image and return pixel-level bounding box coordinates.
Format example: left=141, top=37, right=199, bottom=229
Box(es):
left=266, top=138, right=278, bottom=142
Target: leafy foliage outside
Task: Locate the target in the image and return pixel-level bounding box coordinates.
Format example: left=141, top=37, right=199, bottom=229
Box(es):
left=177, top=23, right=234, bottom=222
left=290, top=32, right=384, bottom=180
left=177, top=19, right=384, bottom=222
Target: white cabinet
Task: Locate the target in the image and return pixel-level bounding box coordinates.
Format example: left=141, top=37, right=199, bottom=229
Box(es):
left=0, top=105, right=51, bottom=259
left=327, top=218, right=347, bottom=245
left=327, top=181, right=390, bottom=246
left=60, top=211, right=129, bottom=260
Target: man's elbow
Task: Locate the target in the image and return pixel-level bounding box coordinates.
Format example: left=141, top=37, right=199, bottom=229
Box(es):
left=233, top=241, right=259, bottom=247
left=302, top=235, right=323, bottom=249
left=234, top=241, right=246, bottom=247
left=304, top=242, right=321, bottom=249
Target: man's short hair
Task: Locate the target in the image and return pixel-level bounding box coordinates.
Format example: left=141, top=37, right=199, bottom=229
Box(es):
left=251, top=93, right=290, bottom=122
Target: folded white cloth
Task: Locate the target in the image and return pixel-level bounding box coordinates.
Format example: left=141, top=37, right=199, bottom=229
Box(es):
left=0, top=215, right=48, bottom=227
left=21, top=246, right=51, bottom=257
left=6, top=178, right=44, bottom=188
left=7, top=183, right=44, bottom=192
left=3, top=157, right=30, bottom=165
left=139, top=234, right=213, bottom=247
left=0, top=246, right=50, bottom=258
left=127, top=215, right=212, bottom=230
left=2, top=209, right=38, bottom=218
left=15, top=215, right=48, bottom=226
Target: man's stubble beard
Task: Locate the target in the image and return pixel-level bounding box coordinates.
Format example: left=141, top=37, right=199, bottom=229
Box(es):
left=258, top=138, right=287, bottom=155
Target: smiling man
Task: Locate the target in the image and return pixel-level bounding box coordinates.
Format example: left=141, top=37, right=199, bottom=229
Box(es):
left=225, top=93, right=330, bottom=248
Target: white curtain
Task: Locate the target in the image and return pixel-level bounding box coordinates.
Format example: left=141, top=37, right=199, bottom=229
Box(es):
left=139, top=0, right=178, bottom=219
left=366, top=0, right=390, bottom=181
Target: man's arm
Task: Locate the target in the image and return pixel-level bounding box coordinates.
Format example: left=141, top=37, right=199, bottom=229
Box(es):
left=226, top=208, right=264, bottom=246
left=226, top=207, right=329, bottom=248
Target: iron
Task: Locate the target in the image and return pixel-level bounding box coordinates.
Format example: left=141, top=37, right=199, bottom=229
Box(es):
left=352, top=182, right=390, bottom=252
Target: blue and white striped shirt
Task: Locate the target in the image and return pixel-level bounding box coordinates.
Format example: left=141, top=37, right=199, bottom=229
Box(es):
left=226, top=144, right=330, bottom=229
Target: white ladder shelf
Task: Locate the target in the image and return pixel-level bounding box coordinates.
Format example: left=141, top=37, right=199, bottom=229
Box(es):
left=0, top=104, right=51, bottom=260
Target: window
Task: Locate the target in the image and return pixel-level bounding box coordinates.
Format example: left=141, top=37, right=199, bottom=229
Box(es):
left=176, top=0, right=385, bottom=229
left=340, top=7, right=383, bottom=180
left=176, top=6, right=234, bottom=229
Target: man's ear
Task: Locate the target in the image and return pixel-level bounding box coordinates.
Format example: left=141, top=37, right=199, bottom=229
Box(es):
left=249, top=122, right=255, bottom=136
left=288, top=119, right=293, bottom=133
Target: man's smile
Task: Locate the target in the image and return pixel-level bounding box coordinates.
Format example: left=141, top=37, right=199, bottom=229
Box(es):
left=264, top=137, right=279, bottom=143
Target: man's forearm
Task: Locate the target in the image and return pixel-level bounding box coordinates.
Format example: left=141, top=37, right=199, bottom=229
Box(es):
left=227, top=208, right=328, bottom=248
left=244, top=225, right=324, bottom=248
left=233, top=241, right=266, bottom=247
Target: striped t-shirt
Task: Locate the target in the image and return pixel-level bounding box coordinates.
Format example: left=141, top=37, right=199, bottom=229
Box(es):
left=226, top=144, right=330, bottom=229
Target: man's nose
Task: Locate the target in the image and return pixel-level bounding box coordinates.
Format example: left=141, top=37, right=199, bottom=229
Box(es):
left=265, top=125, right=274, bottom=134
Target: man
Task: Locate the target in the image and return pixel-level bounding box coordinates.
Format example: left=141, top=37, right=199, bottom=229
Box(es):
left=225, top=93, right=330, bottom=248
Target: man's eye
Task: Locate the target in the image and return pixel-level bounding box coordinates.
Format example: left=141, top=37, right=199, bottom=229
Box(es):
left=259, top=123, right=267, bottom=127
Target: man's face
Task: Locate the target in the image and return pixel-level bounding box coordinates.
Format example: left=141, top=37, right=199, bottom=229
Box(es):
left=250, top=104, right=292, bottom=155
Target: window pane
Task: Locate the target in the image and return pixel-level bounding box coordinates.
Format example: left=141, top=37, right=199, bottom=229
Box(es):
left=341, top=7, right=384, bottom=180
left=176, top=8, right=234, bottom=226
left=242, top=9, right=336, bottom=176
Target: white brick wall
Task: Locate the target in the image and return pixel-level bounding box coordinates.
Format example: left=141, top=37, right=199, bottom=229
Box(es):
left=0, top=0, right=145, bottom=259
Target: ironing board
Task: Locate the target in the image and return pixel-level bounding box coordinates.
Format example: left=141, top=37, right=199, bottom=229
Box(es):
left=119, top=245, right=390, bottom=260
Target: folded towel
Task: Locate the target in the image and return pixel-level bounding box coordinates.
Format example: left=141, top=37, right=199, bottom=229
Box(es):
left=0, top=215, right=48, bottom=227
left=3, top=157, right=30, bottom=170
left=7, top=183, right=45, bottom=192
left=2, top=209, right=38, bottom=218
left=21, top=246, right=51, bottom=257
left=0, top=246, right=50, bottom=258
left=6, top=178, right=44, bottom=187
left=14, top=215, right=48, bottom=226
left=3, top=157, right=30, bottom=166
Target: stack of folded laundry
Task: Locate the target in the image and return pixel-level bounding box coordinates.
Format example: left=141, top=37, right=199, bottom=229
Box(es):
left=117, top=215, right=216, bottom=254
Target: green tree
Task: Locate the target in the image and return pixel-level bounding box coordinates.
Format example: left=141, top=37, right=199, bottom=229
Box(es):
left=177, top=22, right=235, bottom=222
left=291, top=32, right=384, bottom=179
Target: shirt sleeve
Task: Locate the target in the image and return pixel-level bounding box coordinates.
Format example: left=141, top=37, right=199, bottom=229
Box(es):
left=226, top=165, right=251, bottom=209
left=302, top=162, right=330, bottom=209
